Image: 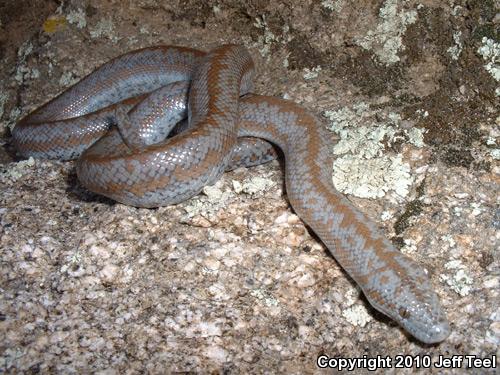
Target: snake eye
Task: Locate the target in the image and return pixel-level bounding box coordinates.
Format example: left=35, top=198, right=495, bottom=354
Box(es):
left=399, top=307, right=411, bottom=319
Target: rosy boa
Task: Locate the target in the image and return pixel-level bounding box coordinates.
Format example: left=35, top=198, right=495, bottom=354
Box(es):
left=12, top=44, right=450, bottom=343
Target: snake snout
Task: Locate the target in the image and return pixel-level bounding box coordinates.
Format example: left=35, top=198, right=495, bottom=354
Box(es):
left=394, top=288, right=451, bottom=344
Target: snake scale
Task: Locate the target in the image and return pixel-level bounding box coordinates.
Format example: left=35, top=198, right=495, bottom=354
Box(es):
left=12, top=44, right=450, bottom=344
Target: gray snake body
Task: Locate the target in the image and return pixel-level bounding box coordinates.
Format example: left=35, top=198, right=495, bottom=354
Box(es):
left=12, top=44, right=450, bottom=344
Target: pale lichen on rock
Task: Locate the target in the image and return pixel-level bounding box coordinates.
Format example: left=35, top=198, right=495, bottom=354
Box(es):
left=355, top=0, right=418, bottom=65
left=441, top=260, right=474, bottom=297
left=320, top=0, right=344, bottom=12
left=302, top=66, right=321, bottom=80
left=342, top=304, right=373, bottom=327
left=90, top=17, right=117, bottom=41
left=477, top=37, right=500, bottom=96
left=66, top=8, right=87, bottom=29
left=447, top=31, right=463, bottom=61
left=0, top=157, right=35, bottom=182
left=325, top=102, right=425, bottom=198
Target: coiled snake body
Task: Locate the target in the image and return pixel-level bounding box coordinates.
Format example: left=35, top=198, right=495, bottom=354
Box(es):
left=12, top=44, right=450, bottom=344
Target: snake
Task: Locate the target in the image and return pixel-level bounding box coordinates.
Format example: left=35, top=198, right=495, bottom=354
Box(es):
left=12, top=44, right=450, bottom=344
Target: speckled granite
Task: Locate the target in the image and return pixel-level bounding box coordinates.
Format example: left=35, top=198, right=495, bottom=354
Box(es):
left=0, top=0, right=498, bottom=373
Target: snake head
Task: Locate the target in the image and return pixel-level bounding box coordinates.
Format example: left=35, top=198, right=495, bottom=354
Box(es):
left=363, top=256, right=450, bottom=344
left=390, top=283, right=450, bottom=344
